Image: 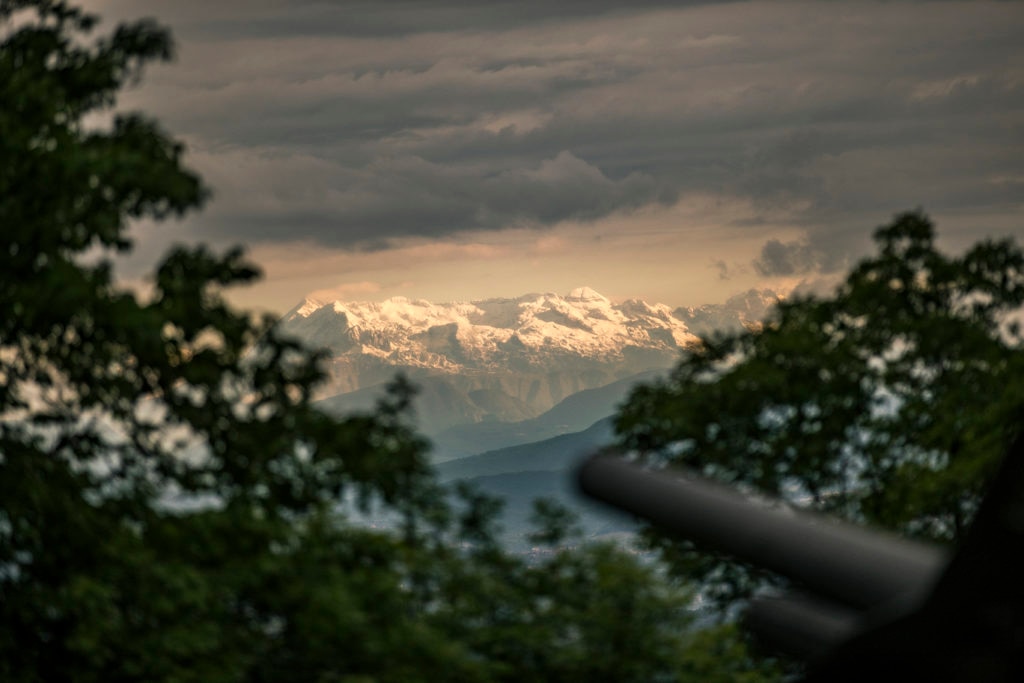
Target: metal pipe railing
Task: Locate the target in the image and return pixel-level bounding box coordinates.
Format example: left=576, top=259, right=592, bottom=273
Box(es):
left=577, top=453, right=947, bottom=610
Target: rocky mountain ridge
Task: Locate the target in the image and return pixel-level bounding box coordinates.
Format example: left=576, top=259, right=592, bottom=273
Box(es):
left=281, top=286, right=782, bottom=426
left=283, top=287, right=696, bottom=366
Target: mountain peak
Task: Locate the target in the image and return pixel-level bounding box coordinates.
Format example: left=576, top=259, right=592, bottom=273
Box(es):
left=566, top=286, right=608, bottom=303
left=289, top=296, right=328, bottom=318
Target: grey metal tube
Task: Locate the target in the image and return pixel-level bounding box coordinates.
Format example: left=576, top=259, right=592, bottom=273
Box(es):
left=745, top=593, right=862, bottom=660
left=578, top=453, right=947, bottom=609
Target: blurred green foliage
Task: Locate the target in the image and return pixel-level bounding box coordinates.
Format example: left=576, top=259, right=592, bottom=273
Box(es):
left=0, top=2, right=777, bottom=681
left=617, top=210, right=1024, bottom=608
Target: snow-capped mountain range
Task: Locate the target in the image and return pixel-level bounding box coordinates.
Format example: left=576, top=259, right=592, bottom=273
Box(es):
left=283, top=286, right=696, bottom=368
left=279, top=286, right=780, bottom=432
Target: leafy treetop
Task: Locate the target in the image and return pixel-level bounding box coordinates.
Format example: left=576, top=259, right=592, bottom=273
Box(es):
left=616, top=210, right=1024, bottom=608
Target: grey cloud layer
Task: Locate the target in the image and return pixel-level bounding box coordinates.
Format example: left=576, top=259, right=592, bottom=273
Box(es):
left=103, top=1, right=1024, bottom=259
left=753, top=238, right=823, bottom=277
left=204, top=151, right=674, bottom=246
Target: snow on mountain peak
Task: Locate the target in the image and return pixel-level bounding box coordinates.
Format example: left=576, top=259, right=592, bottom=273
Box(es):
left=278, top=287, right=784, bottom=415
left=277, top=287, right=785, bottom=426
left=291, top=296, right=328, bottom=318
left=280, top=287, right=705, bottom=377
left=566, top=286, right=608, bottom=303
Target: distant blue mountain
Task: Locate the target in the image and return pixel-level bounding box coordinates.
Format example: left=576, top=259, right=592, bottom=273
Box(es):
left=436, top=417, right=614, bottom=481
left=435, top=417, right=638, bottom=550
left=429, top=370, right=659, bottom=459
left=316, top=374, right=538, bottom=437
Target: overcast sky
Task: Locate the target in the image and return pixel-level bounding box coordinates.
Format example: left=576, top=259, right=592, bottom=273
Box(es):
left=83, top=0, right=1024, bottom=312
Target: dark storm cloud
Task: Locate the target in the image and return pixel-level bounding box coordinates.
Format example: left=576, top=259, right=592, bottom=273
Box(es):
left=201, top=151, right=676, bottom=246
left=109, top=1, right=714, bottom=39
left=96, top=0, right=1024, bottom=257
left=753, top=239, right=822, bottom=277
